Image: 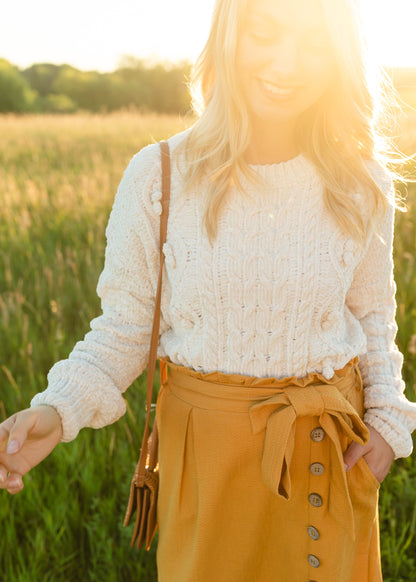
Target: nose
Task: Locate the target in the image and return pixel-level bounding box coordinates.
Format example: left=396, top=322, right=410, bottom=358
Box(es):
left=269, top=34, right=300, bottom=79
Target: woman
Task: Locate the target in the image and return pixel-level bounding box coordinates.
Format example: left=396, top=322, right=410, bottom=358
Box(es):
left=1, top=0, right=415, bottom=580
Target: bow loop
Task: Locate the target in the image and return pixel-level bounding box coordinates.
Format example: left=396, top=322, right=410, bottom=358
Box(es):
left=249, top=393, right=290, bottom=434
left=286, top=386, right=325, bottom=417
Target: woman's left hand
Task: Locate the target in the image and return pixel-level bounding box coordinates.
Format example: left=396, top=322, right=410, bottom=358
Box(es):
left=343, top=423, right=395, bottom=484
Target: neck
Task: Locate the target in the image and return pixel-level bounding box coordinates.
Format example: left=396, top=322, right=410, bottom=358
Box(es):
left=245, top=120, right=299, bottom=165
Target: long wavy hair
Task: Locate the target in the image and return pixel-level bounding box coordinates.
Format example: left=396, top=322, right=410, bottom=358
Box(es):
left=182, top=0, right=405, bottom=245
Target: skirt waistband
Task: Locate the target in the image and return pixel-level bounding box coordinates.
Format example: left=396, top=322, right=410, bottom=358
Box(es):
left=161, top=356, right=362, bottom=412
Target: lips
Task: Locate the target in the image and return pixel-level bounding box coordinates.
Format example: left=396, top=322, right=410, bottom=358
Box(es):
left=258, top=78, right=299, bottom=100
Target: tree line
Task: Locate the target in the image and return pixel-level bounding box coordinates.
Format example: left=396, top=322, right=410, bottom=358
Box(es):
left=0, top=58, right=192, bottom=114
left=0, top=57, right=415, bottom=115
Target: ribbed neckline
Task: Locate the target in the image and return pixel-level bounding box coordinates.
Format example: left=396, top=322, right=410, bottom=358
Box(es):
left=242, top=153, right=317, bottom=187
left=247, top=152, right=304, bottom=170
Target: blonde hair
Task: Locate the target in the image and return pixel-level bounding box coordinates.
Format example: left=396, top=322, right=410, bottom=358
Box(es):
left=183, top=0, right=406, bottom=245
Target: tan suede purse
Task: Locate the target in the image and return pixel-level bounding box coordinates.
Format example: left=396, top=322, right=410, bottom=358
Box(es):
left=123, top=140, right=171, bottom=550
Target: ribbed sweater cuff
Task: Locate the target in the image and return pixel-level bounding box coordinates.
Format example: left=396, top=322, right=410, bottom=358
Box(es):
left=30, top=362, right=128, bottom=442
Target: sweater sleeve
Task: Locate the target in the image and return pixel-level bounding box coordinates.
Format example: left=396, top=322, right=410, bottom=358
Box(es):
left=345, top=168, right=416, bottom=459
left=31, top=142, right=167, bottom=442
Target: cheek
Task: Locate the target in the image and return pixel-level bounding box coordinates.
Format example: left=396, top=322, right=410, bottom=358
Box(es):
left=303, top=57, right=335, bottom=98
left=236, top=39, right=263, bottom=79
left=233, top=40, right=255, bottom=104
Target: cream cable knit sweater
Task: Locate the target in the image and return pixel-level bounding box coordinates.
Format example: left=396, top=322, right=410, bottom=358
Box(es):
left=31, top=130, right=416, bottom=458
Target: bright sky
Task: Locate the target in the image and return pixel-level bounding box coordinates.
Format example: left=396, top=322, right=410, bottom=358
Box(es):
left=1, top=0, right=415, bottom=72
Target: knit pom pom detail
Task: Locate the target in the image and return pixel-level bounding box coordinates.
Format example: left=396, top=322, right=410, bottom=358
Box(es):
left=163, top=243, right=176, bottom=268
left=151, top=190, right=162, bottom=215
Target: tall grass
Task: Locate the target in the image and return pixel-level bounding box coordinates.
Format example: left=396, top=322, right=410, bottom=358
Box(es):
left=0, top=111, right=415, bottom=581
left=0, top=112, right=192, bottom=581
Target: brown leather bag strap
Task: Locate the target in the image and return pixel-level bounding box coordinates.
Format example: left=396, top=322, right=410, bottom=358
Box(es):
left=137, top=140, right=171, bottom=478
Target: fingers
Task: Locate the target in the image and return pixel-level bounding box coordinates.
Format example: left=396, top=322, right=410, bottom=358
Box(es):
left=6, top=472, right=24, bottom=495
left=343, top=425, right=395, bottom=483
left=0, top=466, right=24, bottom=494
left=0, top=416, right=15, bottom=452
left=0, top=411, right=33, bottom=494
left=6, top=411, right=35, bottom=455
left=0, top=465, right=7, bottom=483
left=0, top=407, right=62, bottom=496
left=343, top=440, right=365, bottom=471
left=0, top=413, right=25, bottom=454
left=0, top=408, right=40, bottom=456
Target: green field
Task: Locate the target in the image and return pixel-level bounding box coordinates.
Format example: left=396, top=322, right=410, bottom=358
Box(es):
left=0, top=111, right=415, bottom=581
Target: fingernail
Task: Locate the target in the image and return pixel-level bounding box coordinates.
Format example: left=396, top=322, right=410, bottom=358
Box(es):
left=0, top=473, right=5, bottom=483
left=7, top=440, right=19, bottom=454
left=344, top=463, right=348, bottom=471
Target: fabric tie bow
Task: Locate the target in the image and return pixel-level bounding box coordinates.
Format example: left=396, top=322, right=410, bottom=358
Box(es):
left=249, top=383, right=369, bottom=540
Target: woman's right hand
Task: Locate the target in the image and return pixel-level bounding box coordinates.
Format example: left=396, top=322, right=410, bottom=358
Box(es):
left=0, top=405, right=63, bottom=494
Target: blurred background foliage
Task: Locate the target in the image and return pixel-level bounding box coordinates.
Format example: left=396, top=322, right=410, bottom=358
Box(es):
left=0, top=57, right=192, bottom=114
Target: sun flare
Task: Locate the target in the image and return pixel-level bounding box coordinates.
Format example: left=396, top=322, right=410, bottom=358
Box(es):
left=0, top=0, right=415, bottom=71
left=359, top=0, right=416, bottom=67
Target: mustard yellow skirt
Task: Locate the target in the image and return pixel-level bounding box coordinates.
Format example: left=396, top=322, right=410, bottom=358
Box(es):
left=155, top=357, right=382, bottom=582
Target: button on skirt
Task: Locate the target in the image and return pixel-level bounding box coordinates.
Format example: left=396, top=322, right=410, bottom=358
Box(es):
left=155, top=357, right=382, bottom=582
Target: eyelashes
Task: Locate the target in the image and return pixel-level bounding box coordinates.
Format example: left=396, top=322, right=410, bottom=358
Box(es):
left=243, top=15, right=331, bottom=53
left=246, top=25, right=330, bottom=54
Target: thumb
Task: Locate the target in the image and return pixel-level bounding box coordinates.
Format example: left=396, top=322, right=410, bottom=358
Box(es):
left=343, top=440, right=365, bottom=472
left=6, top=410, right=36, bottom=455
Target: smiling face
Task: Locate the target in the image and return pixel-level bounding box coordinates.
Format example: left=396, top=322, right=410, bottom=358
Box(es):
left=236, top=0, right=337, bottom=144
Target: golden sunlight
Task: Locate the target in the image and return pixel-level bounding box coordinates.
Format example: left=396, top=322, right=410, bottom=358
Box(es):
left=1, top=0, right=415, bottom=71
left=359, top=0, right=416, bottom=67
